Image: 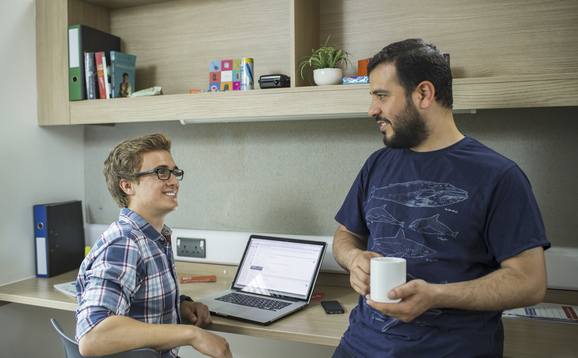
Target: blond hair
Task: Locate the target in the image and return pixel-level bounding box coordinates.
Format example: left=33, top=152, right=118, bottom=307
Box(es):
left=103, top=133, right=172, bottom=208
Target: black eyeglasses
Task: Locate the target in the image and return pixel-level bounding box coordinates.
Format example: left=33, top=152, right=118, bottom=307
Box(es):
left=134, top=168, right=184, bottom=181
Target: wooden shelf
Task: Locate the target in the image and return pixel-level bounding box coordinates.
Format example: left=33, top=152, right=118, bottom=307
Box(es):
left=69, top=85, right=369, bottom=125
left=452, top=73, right=578, bottom=110
left=36, top=0, right=578, bottom=126
left=68, top=73, right=578, bottom=125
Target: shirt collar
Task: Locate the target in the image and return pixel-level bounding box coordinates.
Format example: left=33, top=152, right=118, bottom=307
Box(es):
left=119, top=207, right=172, bottom=242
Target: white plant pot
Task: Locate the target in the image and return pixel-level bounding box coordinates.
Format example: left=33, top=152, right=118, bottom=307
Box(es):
left=313, top=68, right=343, bottom=86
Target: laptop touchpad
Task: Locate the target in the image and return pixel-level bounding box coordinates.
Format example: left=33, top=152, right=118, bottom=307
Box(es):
left=218, top=305, right=251, bottom=316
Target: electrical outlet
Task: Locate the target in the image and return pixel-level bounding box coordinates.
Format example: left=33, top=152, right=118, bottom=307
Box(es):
left=176, top=237, right=206, bottom=258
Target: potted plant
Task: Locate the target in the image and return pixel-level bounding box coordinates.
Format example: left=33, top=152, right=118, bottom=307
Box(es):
left=298, top=36, right=352, bottom=86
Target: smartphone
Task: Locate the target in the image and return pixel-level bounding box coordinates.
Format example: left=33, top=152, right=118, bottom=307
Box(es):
left=321, top=300, right=345, bottom=314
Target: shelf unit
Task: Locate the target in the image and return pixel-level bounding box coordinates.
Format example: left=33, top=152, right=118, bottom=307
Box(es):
left=36, top=0, right=578, bottom=126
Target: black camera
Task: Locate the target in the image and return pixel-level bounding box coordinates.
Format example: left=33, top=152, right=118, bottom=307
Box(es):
left=258, top=74, right=290, bottom=89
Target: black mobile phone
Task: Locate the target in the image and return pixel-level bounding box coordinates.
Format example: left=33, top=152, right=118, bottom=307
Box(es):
left=321, top=300, right=345, bottom=314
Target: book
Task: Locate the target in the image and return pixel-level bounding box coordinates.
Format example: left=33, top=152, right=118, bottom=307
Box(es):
left=95, top=52, right=107, bottom=99
left=503, top=303, right=578, bottom=323
left=95, top=51, right=113, bottom=99
left=84, top=52, right=98, bottom=99
left=67, top=24, right=120, bottom=101
left=102, top=52, right=111, bottom=98
left=110, top=51, right=137, bottom=98
left=53, top=281, right=78, bottom=298
left=34, top=201, right=85, bottom=278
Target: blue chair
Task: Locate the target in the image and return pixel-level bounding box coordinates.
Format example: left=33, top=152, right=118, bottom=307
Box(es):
left=51, top=318, right=161, bottom=358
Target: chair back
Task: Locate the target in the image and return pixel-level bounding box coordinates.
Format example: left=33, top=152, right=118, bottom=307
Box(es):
left=50, top=318, right=161, bottom=358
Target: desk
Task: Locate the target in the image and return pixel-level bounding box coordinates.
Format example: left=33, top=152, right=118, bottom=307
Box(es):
left=1, top=262, right=577, bottom=356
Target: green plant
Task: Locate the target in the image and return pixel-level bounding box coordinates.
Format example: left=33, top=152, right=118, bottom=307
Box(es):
left=298, top=36, right=352, bottom=79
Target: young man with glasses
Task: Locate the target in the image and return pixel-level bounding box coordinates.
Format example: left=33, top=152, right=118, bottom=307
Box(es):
left=75, top=133, right=232, bottom=358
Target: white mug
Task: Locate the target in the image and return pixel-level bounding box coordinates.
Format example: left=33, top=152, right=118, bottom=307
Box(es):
left=370, top=257, right=406, bottom=303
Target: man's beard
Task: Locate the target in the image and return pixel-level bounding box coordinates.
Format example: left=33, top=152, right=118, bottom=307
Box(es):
left=379, top=98, right=429, bottom=149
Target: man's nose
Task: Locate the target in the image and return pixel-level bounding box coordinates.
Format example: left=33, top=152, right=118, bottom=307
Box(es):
left=368, top=100, right=381, bottom=118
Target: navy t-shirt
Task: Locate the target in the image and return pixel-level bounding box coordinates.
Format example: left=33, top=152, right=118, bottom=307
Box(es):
left=335, top=136, right=549, bottom=358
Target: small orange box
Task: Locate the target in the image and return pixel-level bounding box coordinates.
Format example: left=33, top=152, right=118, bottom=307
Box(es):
left=180, top=275, right=216, bottom=283
left=358, top=58, right=370, bottom=76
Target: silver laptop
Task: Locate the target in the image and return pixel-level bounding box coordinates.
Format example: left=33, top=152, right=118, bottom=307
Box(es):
left=198, top=234, right=327, bottom=325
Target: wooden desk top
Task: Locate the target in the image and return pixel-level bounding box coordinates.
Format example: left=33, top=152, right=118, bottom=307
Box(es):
left=0, top=262, right=356, bottom=346
left=1, top=262, right=577, bottom=356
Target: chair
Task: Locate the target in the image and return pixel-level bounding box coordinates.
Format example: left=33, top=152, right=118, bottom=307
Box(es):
left=51, top=318, right=161, bottom=358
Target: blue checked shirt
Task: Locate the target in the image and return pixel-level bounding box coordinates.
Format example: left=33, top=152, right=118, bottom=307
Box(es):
left=76, top=208, right=181, bottom=358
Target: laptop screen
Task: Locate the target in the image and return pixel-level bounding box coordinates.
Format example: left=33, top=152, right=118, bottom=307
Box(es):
left=232, top=235, right=326, bottom=300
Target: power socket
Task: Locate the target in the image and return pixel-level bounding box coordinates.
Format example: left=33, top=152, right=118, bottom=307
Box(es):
left=176, top=237, right=206, bottom=258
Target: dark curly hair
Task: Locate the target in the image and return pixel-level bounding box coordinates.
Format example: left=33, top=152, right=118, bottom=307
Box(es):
left=367, top=39, right=453, bottom=109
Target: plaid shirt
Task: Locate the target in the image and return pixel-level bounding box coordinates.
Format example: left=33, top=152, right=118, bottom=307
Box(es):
left=76, top=208, right=180, bottom=358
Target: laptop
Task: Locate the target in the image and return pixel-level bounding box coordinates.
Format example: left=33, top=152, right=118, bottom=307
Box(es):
left=198, top=234, right=327, bottom=325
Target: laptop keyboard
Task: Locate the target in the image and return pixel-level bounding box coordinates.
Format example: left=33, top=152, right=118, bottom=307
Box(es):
left=216, top=293, right=292, bottom=311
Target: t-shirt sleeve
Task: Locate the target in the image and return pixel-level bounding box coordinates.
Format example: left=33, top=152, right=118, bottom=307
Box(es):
left=484, top=165, right=550, bottom=263
left=335, top=161, right=371, bottom=236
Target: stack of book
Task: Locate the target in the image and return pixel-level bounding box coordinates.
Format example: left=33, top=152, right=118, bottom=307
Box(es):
left=68, top=24, right=137, bottom=100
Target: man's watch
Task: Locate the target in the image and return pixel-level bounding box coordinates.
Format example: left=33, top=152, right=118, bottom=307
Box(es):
left=180, top=294, right=194, bottom=303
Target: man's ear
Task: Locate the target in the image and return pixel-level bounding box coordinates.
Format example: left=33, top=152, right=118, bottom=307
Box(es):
left=119, top=179, right=134, bottom=196
left=414, top=81, right=435, bottom=109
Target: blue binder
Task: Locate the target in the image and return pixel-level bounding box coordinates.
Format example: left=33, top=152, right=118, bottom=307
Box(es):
left=34, top=200, right=85, bottom=278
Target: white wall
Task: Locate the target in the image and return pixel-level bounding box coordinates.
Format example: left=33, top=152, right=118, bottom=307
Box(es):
left=0, top=1, right=85, bottom=356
